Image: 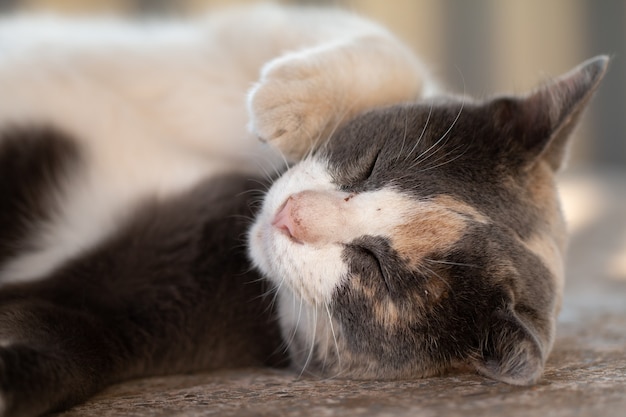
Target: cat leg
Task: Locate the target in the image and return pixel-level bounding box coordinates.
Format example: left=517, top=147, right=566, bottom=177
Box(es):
left=0, top=298, right=127, bottom=417
left=247, top=34, right=436, bottom=161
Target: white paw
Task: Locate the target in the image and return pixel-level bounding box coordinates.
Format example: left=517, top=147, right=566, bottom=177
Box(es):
left=247, top=53, right=344, bottom=161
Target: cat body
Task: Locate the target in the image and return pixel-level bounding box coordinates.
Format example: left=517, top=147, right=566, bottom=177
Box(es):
left=0, top=5, right=429, bottom=284
left=0, top=5, right=607, bottom=417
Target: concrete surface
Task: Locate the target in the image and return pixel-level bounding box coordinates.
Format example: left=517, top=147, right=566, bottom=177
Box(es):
left=50, top=170, right=626, bottom=417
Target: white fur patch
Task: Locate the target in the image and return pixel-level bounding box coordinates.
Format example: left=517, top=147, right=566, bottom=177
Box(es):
left=0, top=144, right=231, bottom=285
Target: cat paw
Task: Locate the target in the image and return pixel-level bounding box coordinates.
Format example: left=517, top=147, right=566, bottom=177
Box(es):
left=247, top=54, right=343, bottom=161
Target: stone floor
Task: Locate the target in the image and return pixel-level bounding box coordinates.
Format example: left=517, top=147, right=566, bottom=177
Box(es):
left=51, top=169, right=626, bottom=417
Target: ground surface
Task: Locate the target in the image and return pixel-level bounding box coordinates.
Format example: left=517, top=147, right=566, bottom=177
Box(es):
left=50, top=170, right=626, bottom=417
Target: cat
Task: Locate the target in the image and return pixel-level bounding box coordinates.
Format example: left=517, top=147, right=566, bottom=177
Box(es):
left=0, top=4, right=608, bottom=417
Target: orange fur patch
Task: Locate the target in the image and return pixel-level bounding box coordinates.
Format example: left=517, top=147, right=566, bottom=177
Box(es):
left=525, top=162, right=567, bottom=250
left=521, top=161, right=568, bottom=312
left=391, top=195, right=487, bottom=267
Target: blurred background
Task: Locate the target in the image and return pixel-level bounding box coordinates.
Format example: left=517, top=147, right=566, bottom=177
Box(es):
left=1, top=0, right=625, bottom=286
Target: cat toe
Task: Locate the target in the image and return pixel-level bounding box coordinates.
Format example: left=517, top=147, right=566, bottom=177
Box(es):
left=247, top=58, right=339, bottom=161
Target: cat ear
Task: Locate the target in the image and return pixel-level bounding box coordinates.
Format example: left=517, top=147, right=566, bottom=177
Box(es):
left=472, top=306, right=547, bottom=385
left=493, top=56, right=609, bottom=171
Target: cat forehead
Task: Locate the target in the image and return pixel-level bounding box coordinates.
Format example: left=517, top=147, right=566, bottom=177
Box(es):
left=323, top=99, right=561, bottom=231
left=336, top=99, right=473, bottom=151
left=324, top=100, right=498, bottom=184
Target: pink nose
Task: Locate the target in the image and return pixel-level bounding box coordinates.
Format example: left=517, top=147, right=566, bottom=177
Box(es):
left=271, top=190, right=350, bottom=245
left=272, top=196, right=303, bottom=243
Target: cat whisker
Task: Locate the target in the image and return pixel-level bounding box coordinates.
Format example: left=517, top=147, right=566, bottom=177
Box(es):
left=248, top=155, right=280, bottom=183
left=236, top=182, right=269, bottom=195
left=415, top=144, right=468, bottom=173
left=418, top=263, right=453, bottom=292
left=303, top=111, right=336, bottom=161
left=424, top=258, right=478, bottom=268
left=255, top=287, right=282, bottom=319
left=416, top=141, right=464, bottom=168
left=265, top=133, right=292, bottom=172
left=268, top=148, right=290, bottom=179
left=298, top=299, right=318, bottom=378
left=283, top=287, right=304, bottom=357
left=313, top=303, right=332, bottom=375
left=233, top=190, right=264, bottom=205
left=394, top=109, right=410, bottom=163
left=303, top=98, right=358, bottom=162
left=238, top=259, right=260, bottom=276
left=410, top=67, right=466, bottom=169
left=324, top=303, right=341, bottom=373
left=411, top=99, right=464, bottom=169
left=403, top=98, right=433, bottom=162
left=255, top=282, right=278, bottom=303
left=265, top=279, right=286, bottom=318
left=246, top=269, right=282, bottom=297
left=259, top=162, right=276, bottom=184
left=266, top=288, right=295, bottom=362
left=226, top=213, right=255, bottom=223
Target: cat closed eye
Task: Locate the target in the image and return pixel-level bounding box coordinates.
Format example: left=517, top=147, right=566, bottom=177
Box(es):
left=362, top=149, right=381, bottom=180
left=350, top=243, right=393, bottom=290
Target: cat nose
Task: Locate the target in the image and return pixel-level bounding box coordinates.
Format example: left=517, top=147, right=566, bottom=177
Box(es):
left=271, top=190, right=350, bottom=245
left=272, top=196, right=303, bottom=244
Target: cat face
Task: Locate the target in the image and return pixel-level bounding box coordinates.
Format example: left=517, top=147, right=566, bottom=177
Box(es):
left=248, top=57, right=607, bottom=385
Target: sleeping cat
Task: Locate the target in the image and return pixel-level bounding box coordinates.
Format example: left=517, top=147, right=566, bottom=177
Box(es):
left=0, top=5, right=607, bottom=417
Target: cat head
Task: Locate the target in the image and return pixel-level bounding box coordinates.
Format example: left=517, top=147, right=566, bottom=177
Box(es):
left=248, top=56, right=608, bottom=385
